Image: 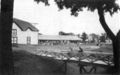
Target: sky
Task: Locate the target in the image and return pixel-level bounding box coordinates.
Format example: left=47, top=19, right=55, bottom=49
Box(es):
left=13, top=0, right=120, bottom=35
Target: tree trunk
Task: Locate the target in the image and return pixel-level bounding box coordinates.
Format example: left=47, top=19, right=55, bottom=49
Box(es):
left=115, top=31, right=120, bottom=73
left=97, top=8, right=115, bottom=40
left=97, top=8, right=119, bottom=74
left=0, top=0, right=14, bottom=75
left=112, top=37, right=119, bottom=74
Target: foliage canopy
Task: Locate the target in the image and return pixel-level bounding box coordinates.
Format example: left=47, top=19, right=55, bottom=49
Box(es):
left=35, top=0, right=119, bottom=16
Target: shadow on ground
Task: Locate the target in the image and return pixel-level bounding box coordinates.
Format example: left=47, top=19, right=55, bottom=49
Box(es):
left=14, top=50, right=67, bottom=75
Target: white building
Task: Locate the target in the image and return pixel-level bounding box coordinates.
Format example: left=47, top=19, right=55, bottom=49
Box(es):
left=12, top=18, right=39, bottom=45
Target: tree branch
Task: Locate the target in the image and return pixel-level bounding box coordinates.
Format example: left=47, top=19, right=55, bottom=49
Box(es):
left=97, top=8, right=116, bottom=40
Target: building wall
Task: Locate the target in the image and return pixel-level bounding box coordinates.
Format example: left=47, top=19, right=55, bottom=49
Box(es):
left=105, top=39, right=112, bottom=44
left=12, top=23, right=38, bottom=45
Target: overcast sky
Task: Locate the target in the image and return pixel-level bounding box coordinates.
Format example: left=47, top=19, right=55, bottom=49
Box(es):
left=13, top=0, right=120, bottom=35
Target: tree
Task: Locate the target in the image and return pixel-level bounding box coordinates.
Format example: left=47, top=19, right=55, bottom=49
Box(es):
left=100, top=34, right=106, bottom=42
left=0, top=0, right=14, bottom=75
left=59, top=31, right=66, bottom=35
left=81, top=32, right=88, bottom=42
left=77, top=34, right=81, bottom=38
left=59, top=31, right=75, bottom=35
left=89, top=33, right=99, bottom=43
left=100, top=33, right=107, bottom=42
left=34, top=0, right=120, bottom=73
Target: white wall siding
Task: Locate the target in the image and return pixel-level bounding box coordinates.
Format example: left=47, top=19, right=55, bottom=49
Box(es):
left=12, top=23, right=38, bottom=45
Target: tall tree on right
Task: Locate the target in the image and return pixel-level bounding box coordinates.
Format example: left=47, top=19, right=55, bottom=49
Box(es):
left=35, top=0, right=120, bottom=74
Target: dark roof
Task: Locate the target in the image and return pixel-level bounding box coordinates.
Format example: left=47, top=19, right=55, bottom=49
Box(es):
left=13, top=18, right=39, bottom=31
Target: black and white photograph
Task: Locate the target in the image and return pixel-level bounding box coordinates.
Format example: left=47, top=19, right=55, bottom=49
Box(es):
left=0, top=0, right=120, bottom=75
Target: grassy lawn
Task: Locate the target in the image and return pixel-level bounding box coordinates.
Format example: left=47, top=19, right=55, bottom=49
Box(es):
left=13, top=43, right=113, bottom=55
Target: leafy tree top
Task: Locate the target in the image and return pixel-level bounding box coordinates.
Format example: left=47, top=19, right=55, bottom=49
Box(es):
left=35, top=0, right=120, bottom=16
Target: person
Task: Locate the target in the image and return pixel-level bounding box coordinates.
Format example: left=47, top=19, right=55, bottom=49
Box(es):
left=77, top=46, right=85, bottom=60
left=67, top=47, right=74, bottom=58
left=78, top=47, right=83, bottom=52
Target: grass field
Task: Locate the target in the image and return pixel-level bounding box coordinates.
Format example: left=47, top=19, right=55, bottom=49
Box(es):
left=13, top=43, right=113, bottom=55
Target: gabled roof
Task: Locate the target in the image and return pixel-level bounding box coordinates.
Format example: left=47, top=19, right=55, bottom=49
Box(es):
left=13, top=18, right=39, bottom=32
left=39, top=35, right=82, bottom=41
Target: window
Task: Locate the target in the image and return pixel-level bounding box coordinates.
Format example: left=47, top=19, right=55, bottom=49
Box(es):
left=12, top=29, right=17, bottom=37
left=27, top=36, right=31, bottom=44
left=12, top=37, right=18, bottom=44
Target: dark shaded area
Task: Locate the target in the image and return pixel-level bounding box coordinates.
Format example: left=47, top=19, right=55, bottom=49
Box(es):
left=14, top=50, right=66, bottom=75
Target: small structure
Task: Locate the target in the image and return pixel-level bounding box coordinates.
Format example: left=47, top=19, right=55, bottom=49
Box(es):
left=12, top=18, right=39, bottom=45
left=38, top=35, right=82, bottom=45
left=87, top=34, right=99, bottom=43
left=105, top=39, right=112, bottom=44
